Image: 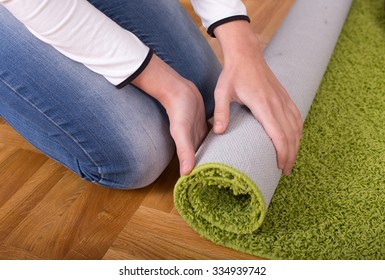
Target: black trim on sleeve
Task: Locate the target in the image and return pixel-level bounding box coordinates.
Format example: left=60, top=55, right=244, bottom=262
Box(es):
left=116, top=48, right=154, bottom=89
left=207, top=15, right=251, bottom=38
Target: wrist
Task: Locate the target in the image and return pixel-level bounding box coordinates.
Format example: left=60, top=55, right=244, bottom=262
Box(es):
left=214, top=20, right=263, bottom=63
left=131, top=54, right=186, bottom=109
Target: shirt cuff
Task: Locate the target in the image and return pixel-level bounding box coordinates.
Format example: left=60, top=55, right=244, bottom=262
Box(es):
left=116, top=48, right=154, bottom=89
left=207, top=15, right=251, bottom=37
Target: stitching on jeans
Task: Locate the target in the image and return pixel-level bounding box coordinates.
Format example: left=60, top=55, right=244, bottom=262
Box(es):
left=0, top=75, right=110, bottom=186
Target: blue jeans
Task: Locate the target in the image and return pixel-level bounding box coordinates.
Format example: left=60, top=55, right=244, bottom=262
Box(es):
left=0, top=0, right=221, bottom=189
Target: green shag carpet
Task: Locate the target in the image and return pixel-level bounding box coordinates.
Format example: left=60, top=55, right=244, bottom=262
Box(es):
left=175, top=0, right=385, bottom=259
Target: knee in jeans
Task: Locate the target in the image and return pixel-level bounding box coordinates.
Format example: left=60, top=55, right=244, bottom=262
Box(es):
left=76, top=142, right=172, bottom=190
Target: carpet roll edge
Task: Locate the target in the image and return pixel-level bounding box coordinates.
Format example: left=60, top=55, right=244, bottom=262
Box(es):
left=174, top=162, right=267, bottom=235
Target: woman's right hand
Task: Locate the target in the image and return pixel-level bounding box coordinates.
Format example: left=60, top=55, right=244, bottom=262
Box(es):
left=132, top=54, right=208, bottom=176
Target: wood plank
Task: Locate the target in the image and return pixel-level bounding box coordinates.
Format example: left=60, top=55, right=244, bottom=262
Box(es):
left=141, top=156, right=179, bottom=213
left=0, top=244, right=44, bottom=260
left=247, top=0, right=296, bottom=49
left=170, top=207, right=180, bottom=216
left=2, top=171, right=88, bottom=259
left=103, top=207, right=259, bottom=260
left=0, top=148, right=48, bottom=208
left=0, top=120, right=42, bottom=153
left=0, top=160, right=67, bottom=241
left=1, top=172, right=153, bottom=259
left=0, top=144, right=17, bottom=164
left=63, top=185, right=152, bottom=259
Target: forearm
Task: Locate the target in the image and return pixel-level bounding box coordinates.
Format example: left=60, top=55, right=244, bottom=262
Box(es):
left=1, top=0, right=150, bottom=87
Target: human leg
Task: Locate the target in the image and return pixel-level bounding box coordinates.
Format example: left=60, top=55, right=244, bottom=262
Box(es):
left=0, top=6, right=174, bottom=189
left=0, top=1, right=221, bottom=189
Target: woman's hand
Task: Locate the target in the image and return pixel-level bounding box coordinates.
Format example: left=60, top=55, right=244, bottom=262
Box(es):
left=214, top=21, right=303, bottom=175
left=132, top=54, right=207, bottom=176
left=165, top=81, right=208, bottom=176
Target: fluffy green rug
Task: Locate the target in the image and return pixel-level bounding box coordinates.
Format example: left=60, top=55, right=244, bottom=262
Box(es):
left=174, top=0, right=385, bottom=259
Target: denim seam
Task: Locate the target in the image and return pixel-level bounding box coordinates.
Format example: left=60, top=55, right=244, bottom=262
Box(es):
left=0, top=76, right=108, bottom=186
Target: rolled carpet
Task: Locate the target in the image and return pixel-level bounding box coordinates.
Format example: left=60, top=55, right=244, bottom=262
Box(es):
left=173, top=0, right=385, bottom=259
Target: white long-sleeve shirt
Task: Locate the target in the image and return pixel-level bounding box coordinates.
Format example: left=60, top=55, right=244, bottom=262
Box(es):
left=0, top=0, right=248, bottom=88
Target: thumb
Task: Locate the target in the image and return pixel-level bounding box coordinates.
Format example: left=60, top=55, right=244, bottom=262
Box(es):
left=213, top=90, right=231, bottom=134
left=171, top=127, right=196, bottom=176
left=177, top=146, right=195, bottom=177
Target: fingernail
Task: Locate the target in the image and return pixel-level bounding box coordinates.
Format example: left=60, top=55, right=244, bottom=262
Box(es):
left=181, top=161, right=189, bottom=175
left=214, top=121, right=223, bottom=133
left=284, top=169, right=292, bottom=176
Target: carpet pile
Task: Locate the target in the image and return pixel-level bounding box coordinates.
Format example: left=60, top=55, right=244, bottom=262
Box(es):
left=174, top=0, right=385, bottom=259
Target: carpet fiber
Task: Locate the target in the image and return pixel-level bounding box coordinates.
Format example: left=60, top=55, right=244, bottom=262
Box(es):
left=174, top=0, right=385, bottom=259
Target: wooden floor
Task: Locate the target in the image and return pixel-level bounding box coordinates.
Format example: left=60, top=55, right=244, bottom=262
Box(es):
left=0, top=0, right=294, bottom=260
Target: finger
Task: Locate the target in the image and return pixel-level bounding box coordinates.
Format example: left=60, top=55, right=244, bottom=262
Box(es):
left=281, top=95, right=303, bottom=174
left=279, top=86, right=303, bottom=134
left=253, top=105, right=289, bottom=172
left=178, top=148, right=195, bottom=176
left=171, top=126, right=196, bottom=176
left=281, top=114, right=298, bottom=176
left=274, top=104, right=301, bottom=175
left=270, top=123, right=289, bottom=173
left=213, top=89, right=231, bottom=134
left=286, top=102, right=303, bottom=149
left=273, top=85, right=303, bottom=174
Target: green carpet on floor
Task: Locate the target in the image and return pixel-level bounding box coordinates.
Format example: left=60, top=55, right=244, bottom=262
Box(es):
left=175, top=0, right=385, bottom=259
